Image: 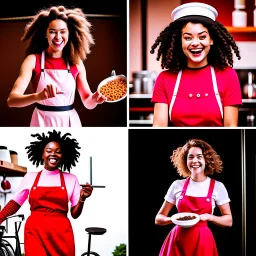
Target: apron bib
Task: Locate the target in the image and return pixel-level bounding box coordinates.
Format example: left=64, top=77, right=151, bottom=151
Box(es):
left=24, top=170, right=75, bottom=256
left=159, top=178, right=218, bottom=256
left=169, top=66, right=223, bottom=126
left=30, top=50, right=81, bottom=127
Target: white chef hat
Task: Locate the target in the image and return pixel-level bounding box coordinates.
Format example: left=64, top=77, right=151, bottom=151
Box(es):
left=171, top=2, right=218, bottom=21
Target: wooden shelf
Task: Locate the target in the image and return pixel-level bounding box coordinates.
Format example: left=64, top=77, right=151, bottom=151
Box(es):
left=0, top=160, right=27, bottom=177
left=226, top=26, right=256, bottom=33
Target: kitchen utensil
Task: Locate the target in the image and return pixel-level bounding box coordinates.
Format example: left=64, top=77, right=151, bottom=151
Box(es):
left=132, top=70, right=156, bottom=94
left=97, top=70, right=127, bottom=103
left=171, top=212, right=200, bottom=228
left=0, top=146, right=11, bottom=162
left=9, top=150, right=18, bottom=165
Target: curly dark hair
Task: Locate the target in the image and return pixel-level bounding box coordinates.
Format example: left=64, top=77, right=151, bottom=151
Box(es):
left=171, top=138, right=223, bottom=177
left=21, top=5, right=94, bottom=65
left=150, top=15, right=241, bottom=72
left=25, top=129, right=81, bottom=172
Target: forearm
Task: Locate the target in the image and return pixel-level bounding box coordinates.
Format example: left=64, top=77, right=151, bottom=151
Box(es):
left=7, top=93, right=40, bottom=108
left=211, top=214, right=232, bottom=227
left=0, top=200, right=21, bottom=224
left=82, top=94, right=98, bottom=109
left=155, top=214, right=173, bottom=226
left=70, top=198, right=86, bottom=219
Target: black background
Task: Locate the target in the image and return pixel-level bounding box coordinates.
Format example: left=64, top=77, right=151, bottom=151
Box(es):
left=129, top=129, right=246, bottom=256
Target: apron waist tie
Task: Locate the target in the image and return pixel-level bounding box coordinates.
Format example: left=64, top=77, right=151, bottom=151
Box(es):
left=192, top=221, right=208, bottom=228
left=36, top=103, right=74, bottom=112
left=31, top=211, right=67, bottom=217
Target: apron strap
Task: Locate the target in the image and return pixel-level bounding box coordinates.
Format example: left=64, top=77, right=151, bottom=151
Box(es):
left=41, top=50, right=45, bottom=72
left=169, top=70, right=182, bottom=121
left=31, top=170, right=43, bottom=188
left=180, top=177, right=190, bottom=197
left=59, top=171, right=66, bottom=188
left=207, top=178, right=215, bottom=198
left=210, top=66, right=223, bottom=119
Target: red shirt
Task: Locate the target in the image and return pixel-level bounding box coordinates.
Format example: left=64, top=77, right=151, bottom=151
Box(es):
left=151, top=65, right=242, bottom=126
left=31, top=53, right=78, bottom=92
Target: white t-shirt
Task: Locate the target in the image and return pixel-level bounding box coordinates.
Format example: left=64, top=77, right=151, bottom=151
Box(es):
left=164, top=177, right=230, bottom=212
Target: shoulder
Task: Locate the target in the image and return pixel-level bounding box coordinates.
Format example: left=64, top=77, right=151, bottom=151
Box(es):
left=212, top=179, right=226, bottom=190
left=23, top=171, right=39, bottom=180
left=22, top=54, right=36, bottom=67
left=63, top=172, right=78, bottom=181
left=157, top=70, right=177, bottom=79
left=215, top=66, right=237, bottom=76
left=171, top=178, right=186, bottom=188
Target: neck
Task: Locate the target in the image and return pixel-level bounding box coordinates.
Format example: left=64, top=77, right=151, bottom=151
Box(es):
left=190, top=175, right=207, bottom=182
left=45, top=48, right=62, bottom=58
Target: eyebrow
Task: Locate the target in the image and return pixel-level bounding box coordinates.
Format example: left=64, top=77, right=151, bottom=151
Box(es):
left=49, top=28, right=67, bottom=31
left=182, top=31, right=208, bottom=36
left=188, top=153, right=203, bottom=156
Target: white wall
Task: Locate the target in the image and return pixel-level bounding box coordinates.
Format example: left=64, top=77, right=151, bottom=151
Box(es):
left=0, top=127, right=128, bottom=256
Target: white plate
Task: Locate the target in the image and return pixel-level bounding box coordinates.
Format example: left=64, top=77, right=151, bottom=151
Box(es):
left=171, top=212, right=200, bottom=228
left=97, top=73, right=127, bottom=103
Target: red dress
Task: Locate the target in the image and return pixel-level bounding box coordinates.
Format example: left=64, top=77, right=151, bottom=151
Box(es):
left=159, top=178, right=218, bottom=256
left=24, top=170, right=75, bottom=256
left=151, top=65, right=242, bottom=126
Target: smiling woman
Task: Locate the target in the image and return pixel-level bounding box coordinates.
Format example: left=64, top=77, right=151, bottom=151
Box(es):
left=6, top=5, right=107, bottom=127
left=155, top=138, right=232, bottom=256
left=0, top=130, right=93, bottom=256
left=150, top=2, right=242, bottom=127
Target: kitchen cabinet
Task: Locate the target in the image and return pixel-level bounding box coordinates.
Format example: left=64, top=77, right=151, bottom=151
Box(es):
left=0, top=160, right=27, bottom=177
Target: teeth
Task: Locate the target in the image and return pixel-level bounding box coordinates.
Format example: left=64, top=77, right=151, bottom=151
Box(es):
left=53, top=41, right=63, bottom=45
left=49, top=159, right=57, bottom=163
left=190, top=49, right=202, bottom=53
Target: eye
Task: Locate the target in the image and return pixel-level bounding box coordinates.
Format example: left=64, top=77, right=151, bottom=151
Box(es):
left=184, top=37, right=192, bottom=41
left=199, top=35, right=206, bottom=40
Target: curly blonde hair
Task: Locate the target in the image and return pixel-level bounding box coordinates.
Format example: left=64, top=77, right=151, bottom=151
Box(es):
left=21, top=5, right=95, bottom=65
left=171, top=139, right=223, bottom=177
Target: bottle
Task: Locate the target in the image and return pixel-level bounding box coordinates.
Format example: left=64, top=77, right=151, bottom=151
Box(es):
left=232, top=0, right=247, bottom=27
left=243, top=72, right=256, bottom=99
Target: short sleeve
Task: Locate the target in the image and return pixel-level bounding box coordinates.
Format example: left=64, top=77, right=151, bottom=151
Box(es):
left=151, top=72, right=169, bottom=104
left=164, top=180, right=178, bottom=204
left=70, top=175, right=81, bottom=207
left=12, top=173, right=36, bottom=206
left=215, top=182, right=231, bottom=206
left=223, top=68, right=242, bottom=106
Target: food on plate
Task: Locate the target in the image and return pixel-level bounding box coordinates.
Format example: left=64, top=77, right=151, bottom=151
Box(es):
left=176, top=215, right=196, bottom=221
left=99, top=77, right=127, bottom=102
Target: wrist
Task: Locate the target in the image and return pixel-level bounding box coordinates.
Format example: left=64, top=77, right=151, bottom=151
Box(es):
left=79, top=197, right=86, bottom=203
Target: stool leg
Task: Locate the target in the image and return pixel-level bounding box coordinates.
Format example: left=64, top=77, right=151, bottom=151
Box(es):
left=87, top=233, right=91, bottom=255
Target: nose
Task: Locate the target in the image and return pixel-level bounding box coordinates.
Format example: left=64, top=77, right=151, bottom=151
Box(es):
left=191, top=38, right=199, bottom=46
left=192, top=156, right=198, bottom=162
left=55, top=32, right=62, bottom=39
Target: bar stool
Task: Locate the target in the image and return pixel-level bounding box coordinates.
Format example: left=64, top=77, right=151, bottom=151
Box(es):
left=81, top=227, right=107, bottom=256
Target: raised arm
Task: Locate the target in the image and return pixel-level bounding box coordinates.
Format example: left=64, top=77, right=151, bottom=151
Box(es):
left=76, top=59, right=106, bottom=109
left=70, top=182, right=93, bottom=219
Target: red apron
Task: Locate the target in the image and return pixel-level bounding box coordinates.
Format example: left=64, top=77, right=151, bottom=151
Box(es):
left=159, top=178, right=218, bottom=256
left=24, top=170, right=75, bottom=256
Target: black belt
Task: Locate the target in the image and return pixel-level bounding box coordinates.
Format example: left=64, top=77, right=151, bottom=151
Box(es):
left=36, top=103, right=74, bottom=112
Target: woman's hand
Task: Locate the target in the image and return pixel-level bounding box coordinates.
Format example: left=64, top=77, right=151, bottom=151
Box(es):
left=200, top=213, right=214, bottom=222
left=91, top=91, right=107, bottom=104
left=37, top=84, right=64, bottom=100
left=80, top=182, right=93, bottom=201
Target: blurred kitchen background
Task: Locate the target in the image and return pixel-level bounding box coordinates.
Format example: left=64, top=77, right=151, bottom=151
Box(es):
left=129, top=0, right=256, bottom=127
left=0, top=0, right=127, bottom=127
